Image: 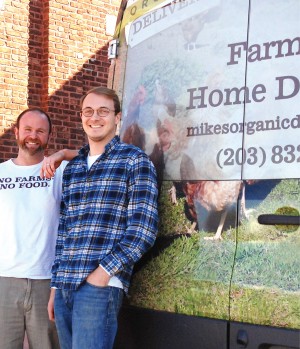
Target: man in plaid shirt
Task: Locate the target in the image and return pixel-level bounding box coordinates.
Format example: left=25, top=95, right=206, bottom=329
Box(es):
left=48, top=87, right=158, bottom=349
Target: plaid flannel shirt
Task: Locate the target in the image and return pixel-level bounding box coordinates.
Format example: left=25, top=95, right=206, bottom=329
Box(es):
left=51, top=136, right=158, bottom=293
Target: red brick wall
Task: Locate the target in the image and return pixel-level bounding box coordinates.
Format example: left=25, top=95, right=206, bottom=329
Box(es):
left=0, top=0, right=121, bottom=162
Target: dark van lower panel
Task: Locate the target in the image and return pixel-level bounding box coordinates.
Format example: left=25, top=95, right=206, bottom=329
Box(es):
left=230, top=322, right=300, bottom=349
left=114, top=305, right=227, bottom=349
left=114, top=305, right=300, bottom=349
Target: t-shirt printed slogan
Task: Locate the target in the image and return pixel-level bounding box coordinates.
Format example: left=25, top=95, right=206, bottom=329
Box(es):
left=0, top=176, right=52, bottom=190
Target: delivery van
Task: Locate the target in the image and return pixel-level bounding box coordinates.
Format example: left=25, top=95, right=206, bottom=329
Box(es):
left=108, top=0, right=300, bottom=348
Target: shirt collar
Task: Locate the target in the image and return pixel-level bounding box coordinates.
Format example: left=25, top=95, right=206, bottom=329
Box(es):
left=79, top=135, right=120, bottom=158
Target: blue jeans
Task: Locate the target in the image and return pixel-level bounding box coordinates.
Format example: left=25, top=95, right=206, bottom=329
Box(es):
left=54, top=283, right=124, bottom=349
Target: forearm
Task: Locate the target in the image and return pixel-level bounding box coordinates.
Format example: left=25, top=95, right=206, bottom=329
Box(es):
left=41, top=149, right=78, bottom=178
left=57, top=149, right=78, bottom=161
left=48, top=288, right=56, bottom=321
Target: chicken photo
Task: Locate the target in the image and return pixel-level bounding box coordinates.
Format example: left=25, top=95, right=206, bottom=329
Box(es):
left=122, top=76, right=254, bottom=241
left=183, top=180, right=243, bottom=240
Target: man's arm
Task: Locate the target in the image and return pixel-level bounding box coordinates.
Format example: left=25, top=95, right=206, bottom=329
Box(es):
left=100, top=154, right=159, bottom=276
left=48, top=288, right=56, bottom=321
left=50, top=172, right=69, bottom=289
left=40, top=149, right=78, bottom=178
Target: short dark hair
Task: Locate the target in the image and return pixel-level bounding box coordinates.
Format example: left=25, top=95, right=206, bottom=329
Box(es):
left=80, top=87, right=121, bottom=115
left=15, top=108, right=52, bottom=134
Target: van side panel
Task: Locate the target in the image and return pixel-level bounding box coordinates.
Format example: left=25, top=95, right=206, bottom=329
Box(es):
left=109, top=0, right=300, bottom=347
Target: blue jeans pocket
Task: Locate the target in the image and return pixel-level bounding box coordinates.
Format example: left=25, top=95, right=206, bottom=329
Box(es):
left=85, top=280, right=109, bottom=289
left=54, top=286, right=124, bottom=349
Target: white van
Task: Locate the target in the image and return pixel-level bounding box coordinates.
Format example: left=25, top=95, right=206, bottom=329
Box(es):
left=108, top=0, right=300, bottom=348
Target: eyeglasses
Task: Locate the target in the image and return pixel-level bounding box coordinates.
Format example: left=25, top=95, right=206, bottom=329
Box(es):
left=81, top=107, right=115, bottom=118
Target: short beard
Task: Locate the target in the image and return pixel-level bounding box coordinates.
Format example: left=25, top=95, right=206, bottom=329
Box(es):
left=18, top=140, right=47, bottom=156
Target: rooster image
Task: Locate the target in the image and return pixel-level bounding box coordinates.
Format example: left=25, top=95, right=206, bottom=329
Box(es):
left=150, top=113, right=247, bottom=240
left=148, top=101, right=253, bottom=240
left=183, top=180, right=244, bottom=240
left=122, top=78, right=254, bottom=240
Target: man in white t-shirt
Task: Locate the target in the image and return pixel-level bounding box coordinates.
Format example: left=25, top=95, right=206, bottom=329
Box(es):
left=0, top=108, right=69, bottom=349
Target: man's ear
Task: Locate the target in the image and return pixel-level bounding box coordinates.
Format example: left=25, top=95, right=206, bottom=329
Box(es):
left=115, top=112, right=122, bottom=125
left=14, top=126, right=18, bottom=139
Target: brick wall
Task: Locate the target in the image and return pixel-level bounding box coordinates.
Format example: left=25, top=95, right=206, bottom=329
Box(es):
left=0, top=0, right=121, bottom=162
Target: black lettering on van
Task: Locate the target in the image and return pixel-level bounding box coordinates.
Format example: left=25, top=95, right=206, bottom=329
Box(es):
left=275, top=37, right=300, bottom=58
left=186, top=87, right=208, bottom=109
left=265, top=116, right=281, bottom=131
left=227, top=37, right=300, bottom=65
left=130, top=5, right=137, bottom=16
left=208, top=89, right=223, bottom=107
left=248, top=44, right=262, bottom=62
left=187, top=84, right=266, bottom=109
left=143, top=13, right=152, bottom=28
left=223, top=86, right=250, bottom=105
left=153, top=8, right=166, bottom=23
left=187, top=126, right=200, bottom=137
left=276, top=76, right=299, bottom=100
left=227, top=41, right=247, bottom=65
left=291, top=115, right=300, bottom=128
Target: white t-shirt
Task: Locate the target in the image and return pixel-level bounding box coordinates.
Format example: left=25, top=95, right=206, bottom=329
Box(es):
left=0, top=159, right=67, bottom=279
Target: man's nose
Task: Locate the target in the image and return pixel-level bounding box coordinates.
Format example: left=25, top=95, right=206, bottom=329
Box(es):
left=90, top=111, right=101, bottom=120
left=29, top=130, right=38, bottom=138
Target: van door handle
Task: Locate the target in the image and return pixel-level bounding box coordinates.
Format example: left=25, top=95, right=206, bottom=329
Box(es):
left=236, top=329, right=248, bottom=348
left=258, top=214, right=300, bottom=225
